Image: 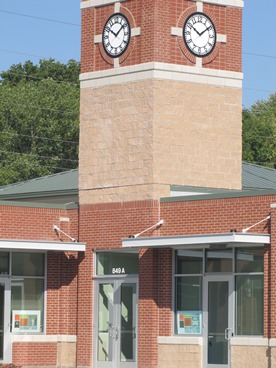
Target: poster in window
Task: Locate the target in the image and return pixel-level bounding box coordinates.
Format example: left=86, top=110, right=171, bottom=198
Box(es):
left=12, top=310, right=40, bottom=332
left=177, top=311, right=202, bottom=335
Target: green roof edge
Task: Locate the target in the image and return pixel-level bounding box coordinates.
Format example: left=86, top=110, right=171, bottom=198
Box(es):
left=0, top=199, right=79, bottom=210
left=161, top=188, right=276, bottom=203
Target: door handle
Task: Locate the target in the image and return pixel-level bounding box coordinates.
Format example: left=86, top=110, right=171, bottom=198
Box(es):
left=225, top=328, right=232, bottom=341
left=114, top=326, right=119, bottom=340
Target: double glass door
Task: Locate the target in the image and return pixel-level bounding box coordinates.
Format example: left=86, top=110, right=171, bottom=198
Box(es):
left=203, top=275, right=234, bottom=368
left=95, top=278, right=137, bottom=368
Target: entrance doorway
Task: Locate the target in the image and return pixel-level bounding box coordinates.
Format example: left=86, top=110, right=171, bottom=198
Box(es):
left=94, top=278, right=137, bottom=368
left=0, top=277, right=11, bottom=363
left=203, top=275, right=233, bottom=368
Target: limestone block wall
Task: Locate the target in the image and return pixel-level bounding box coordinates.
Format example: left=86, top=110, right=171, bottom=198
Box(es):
left=79, top=77, right=242, bottom=204
left=158, top=343, right=201, bottom=368
left=231, top=346, right=269, bottom=368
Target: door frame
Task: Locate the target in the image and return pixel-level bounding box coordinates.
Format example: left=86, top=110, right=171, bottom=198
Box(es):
left=203, top=275, right=234, bottom=368
left=0, top=277, right=11, bottom=363
left=93, top=277, right=138, bottom=368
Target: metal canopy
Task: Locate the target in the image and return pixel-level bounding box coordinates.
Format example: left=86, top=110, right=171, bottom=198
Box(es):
left=122, top=233, right=270, bottom=249
left=0, top=239, right=85, bottom=252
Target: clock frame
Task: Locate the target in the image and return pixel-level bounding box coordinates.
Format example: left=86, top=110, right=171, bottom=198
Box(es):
left=183, top=12, right=217, bottom=58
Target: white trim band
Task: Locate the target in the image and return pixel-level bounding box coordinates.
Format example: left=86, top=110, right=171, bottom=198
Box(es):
left=80, top=62, right=243, bottom=89
left=192, top=0, right=244, bottom=7
left=122, top=233, right=270, bottom=249
left=81, top=0, right=244, bottom=10
left=12, top=334, right=77, bottom=343
left=81, top=0, right=127, bottom=9
left=0, top=239, right=85, bottom=252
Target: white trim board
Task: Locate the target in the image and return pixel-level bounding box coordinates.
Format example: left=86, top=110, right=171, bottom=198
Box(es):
left=81, top=0, right=128, bottom=9
left=0, top=239, right=85, bottom=252
left=80, top=62, right=243, bottom=89
left=122, top=233, right=270, bottom=249
left=81, top=0, right=244, bottom=10
left=12, top=334, right=77, bottom=343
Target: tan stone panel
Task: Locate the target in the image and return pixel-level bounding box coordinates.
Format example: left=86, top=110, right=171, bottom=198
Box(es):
left=79, top=78, right=242, bottom=204
left=57, top=342, right=76, bottom=368
left=158, top=344, right=201, bottom=368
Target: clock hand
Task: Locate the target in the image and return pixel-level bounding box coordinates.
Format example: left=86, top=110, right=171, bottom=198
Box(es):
left=192, top=26, right=201, bottom=36
left=110, top=29, right=117, bottom=37
left=199, top=26, right=212, bottom=36
left=115, top=25, right=124, bottom=37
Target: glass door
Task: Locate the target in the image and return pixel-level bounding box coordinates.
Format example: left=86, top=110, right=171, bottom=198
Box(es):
left=95, top=279, right=137, bottom=368
left=203, top=275, right=233, bottom=368
left=0, top=278, right=11, bottom=363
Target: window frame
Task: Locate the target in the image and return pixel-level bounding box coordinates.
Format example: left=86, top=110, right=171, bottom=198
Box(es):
left=10, top=251, right=47, bottom=334
left=174, top=247, right=264, bottom=337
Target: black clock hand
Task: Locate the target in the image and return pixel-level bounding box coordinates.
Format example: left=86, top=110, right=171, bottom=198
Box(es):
left=199, top=26, right=212, bottom=36
left=110, top=29, right=117, bottom=37
left=115, top=25, right=124, bottom=37
left=192, top=26, right=201, bottom=36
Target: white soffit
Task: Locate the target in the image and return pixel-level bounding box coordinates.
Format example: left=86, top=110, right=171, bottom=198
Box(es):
left=0, top=239, right=86, bottom=252
left=122, top=233, right=270, bottom=249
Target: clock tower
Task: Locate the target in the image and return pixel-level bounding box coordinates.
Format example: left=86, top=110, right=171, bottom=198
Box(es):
left=79, top=0, right=243, bottom=204
left=78, top=1, right=244, bottom=368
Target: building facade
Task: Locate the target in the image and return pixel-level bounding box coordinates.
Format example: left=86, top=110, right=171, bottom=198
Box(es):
left=1, top=0, right=276, bottom=368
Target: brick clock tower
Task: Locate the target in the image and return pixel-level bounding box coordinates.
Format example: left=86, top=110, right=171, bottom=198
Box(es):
left=78, top=1, right=243, bottom=368
left=79, top=0, right=243, bottom=205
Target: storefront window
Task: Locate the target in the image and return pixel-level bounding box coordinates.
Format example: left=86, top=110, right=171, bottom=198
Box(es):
left=175, top=247, right=264, bottom=336
left=235, top=248, right=264, bottom=336
left=206, top=249, right=232, bottom=273
left=11, top=253, right=45, bottom=333
left=175, top=250, right=203, bottom=335
left=0, top=253, right=9, bottom=275
left=96, top=251, right=138, bottom=276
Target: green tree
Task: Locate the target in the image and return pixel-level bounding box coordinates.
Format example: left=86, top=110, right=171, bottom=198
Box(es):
left=0, top=59, right=80, bottom=185
left=243, top=94, right=276, bottom=168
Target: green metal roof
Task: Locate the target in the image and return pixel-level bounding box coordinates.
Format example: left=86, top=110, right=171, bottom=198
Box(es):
left=242, top=162, right=276, bottom=190
left=0, top=169, right=78, bottom=204
left=0, top=162, right=276, bottom=205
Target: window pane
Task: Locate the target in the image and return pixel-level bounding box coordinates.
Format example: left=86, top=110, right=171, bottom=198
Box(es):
left=206, top=249, right=232, bottom=273
left=236, top=247, right=264, bottom=273
left=11, top=278, right=44, bottom=332
left=12, top=253, right=44, bottom=277
left=176, top=276, right=202, bottom=311
left=0, top=253, right=9, bottom=275
left=175, top=276, right=202, bottom=335
left=96, top=252, right=138, bottom=276
left=176, top=250, right=203, bottom=274
left=236, top=275, right=263, bottom=335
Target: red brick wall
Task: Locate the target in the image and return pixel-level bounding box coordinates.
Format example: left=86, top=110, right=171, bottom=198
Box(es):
left=0, top=205, right=78, bottom=241
left=0, top=204, right=80, bottom=366
left=81, top=0, right=242, bottom=73
left=75, top=194, right=276, bottom=368
left=13, top=343, right=57, bottom=366
left=159, top=194, right=275, bottom=340
left=77, top=200, right=160, bottom=367
left=5, top=190, right=276, bottom=368
left=160, top=195, right=272, bottom=237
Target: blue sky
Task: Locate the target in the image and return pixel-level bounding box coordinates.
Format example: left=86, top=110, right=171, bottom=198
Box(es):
left=0, top=1, right=274, bottom=109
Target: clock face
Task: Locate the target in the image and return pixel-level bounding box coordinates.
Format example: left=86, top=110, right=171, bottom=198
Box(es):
left=102, top=13, right=131, bottom=58
left=183, top=12, right=216, bottom=57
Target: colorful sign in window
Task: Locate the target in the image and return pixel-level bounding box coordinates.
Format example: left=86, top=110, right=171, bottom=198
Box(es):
left=177, top=311, right=202, bottom=335
left=12, top=310, right=40, bottom=332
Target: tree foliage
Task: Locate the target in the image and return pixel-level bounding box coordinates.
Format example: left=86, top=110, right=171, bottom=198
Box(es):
left=243, top=94, right=276, bottom=168
left=0, top=59, right=80, bottom=185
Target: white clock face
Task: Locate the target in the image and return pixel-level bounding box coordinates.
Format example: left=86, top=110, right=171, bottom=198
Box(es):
left=103, top=13, right=131, bottom=58
left=183, top=12, right=216, bottom=57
